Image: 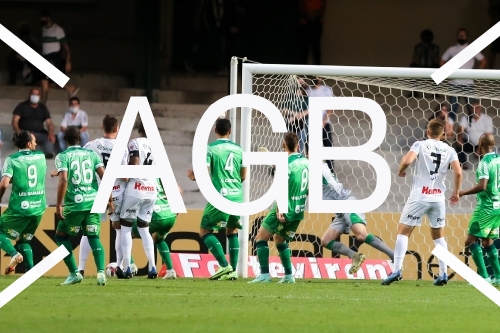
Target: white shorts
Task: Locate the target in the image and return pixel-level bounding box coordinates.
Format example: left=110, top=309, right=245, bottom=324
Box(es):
left=120, top=193, right=156, bottom=223
left=400, top=198, right=446, bottom=228
left=110, top=184, right=126, bottom=222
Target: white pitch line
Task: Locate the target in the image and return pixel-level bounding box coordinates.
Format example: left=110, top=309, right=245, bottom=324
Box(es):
left=0, top=24, right=69, bottom=87
left=432, top=244, right=500, bottom=307
left=0, top=245, right=69, bottom=309
left=431, top=21, right=500, bottom=84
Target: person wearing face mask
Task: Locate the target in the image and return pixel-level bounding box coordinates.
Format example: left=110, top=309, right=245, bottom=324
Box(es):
left=35, top=8, right=78, bottom=104
left=441, top=28, right=487, bottom=122
left=57, top=97, right=89, bottom=152
left=11, top=88, right=55, bottom=159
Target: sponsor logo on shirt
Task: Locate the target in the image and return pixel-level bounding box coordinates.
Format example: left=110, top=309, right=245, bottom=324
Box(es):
left=220, top=188, right=228, bottom=196
left=422, top=187, right=442, bottom=195
left=126, top=209, right=136, bottom=213
left=154, top=205, right=161, bottom=213
left=134, top=182, right=155, bottom=192
left=18, top=190, right=44, bottom=196
left=21, top=201, right=29, bottom=209
left=74, top=194, right=83, bottom=203
left=113, top=185, right=121, bottom=191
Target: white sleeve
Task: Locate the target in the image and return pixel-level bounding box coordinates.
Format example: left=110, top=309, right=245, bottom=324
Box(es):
left=83, top=140, right=93, bottom=150
left=61, top=113, right=68, bottom=128
left=128, top=139, right=139, bottom=152
left=449, top=147, right=458, bottom=162
left=322, top=162, right=337, bottom=184
left=441, top=47, right=452, bottom=61
left=81, top=111, right=88, bottom=127
left=409, top=141, right=421, bottom=154
left=56, top=26, right=66, bottom=41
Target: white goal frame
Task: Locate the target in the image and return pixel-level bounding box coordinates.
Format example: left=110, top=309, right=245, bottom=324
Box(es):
left=233, top=62, right=500, bottom=278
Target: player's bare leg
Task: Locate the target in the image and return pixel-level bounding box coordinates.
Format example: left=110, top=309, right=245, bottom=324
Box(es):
left=218, top=227, right=239, bottom=281
left=431, top=227, right=449, bottom=286
left=321, top=227, right=365, bottom=275
left=381, top=223, right=414, bottom=285
left=200, top=228, right=233, bottom=280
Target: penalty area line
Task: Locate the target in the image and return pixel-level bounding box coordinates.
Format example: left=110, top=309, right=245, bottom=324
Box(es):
left=432, top=244, right=500, bottom=307
left=0, top=245, right=69, bottom=309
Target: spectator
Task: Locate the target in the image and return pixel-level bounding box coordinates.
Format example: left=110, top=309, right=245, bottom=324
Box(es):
left=456, top=100, right=494, bottom=169
left=441, top=28, right=487, bottom=122
left=488, top=0, right=500, bottom=68
left=6, top=21, right=38, bottom=86
left=36, top=8, right=78, bottom=104
left=57, top=97, right=89, bottom=152
left=411, top=29, right=440, bottom=68
left=11, top=88, right=55, bottom=159
left=285, top=82, right=309, bottom=156
left=427, top=103, right=454, bottom=142
left=299, top=0, right=326, bottom=65
left=306, top=77, right=334, bottom=171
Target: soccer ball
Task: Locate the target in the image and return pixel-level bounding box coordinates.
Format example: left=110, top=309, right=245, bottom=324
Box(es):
left=106, top=262, right=118, bottom=277
left=130, top=263, right=138, bottom=275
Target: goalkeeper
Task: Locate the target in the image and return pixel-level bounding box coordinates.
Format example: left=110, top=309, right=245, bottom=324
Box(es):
left=459, top=133, right=500, bottom=285
left=249, top=133, right=309, bottom=284
left=319, top=161, right=394, bottom=274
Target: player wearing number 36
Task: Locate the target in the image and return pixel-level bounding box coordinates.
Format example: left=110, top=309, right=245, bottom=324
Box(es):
left=0, top=131, right=47, bottom=275
left=54, top=126, right=111, bottom=286
left=382, top=119, right=462, bottom=286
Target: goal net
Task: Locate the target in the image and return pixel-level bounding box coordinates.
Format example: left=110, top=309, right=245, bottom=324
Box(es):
left=236, top=63, right=500, bottom=281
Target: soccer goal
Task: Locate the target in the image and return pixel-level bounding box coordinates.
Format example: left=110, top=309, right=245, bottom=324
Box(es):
left=232, top=61, right=500, bottom=281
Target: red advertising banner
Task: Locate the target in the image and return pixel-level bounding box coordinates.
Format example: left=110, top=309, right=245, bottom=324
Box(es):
left=159, top=254, right=393, bottom=280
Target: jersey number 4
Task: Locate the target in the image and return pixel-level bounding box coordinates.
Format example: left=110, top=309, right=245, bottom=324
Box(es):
left=430, top=152, right=441, bottom=176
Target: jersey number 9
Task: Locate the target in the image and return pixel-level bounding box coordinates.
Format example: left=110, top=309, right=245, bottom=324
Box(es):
left=27, top=164, right=37, bottom=188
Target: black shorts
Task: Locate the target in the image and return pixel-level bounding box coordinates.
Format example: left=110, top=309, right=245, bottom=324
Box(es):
left=35, top=52, right=65, bottom=82
left=492, top=36, right=500, bottom=53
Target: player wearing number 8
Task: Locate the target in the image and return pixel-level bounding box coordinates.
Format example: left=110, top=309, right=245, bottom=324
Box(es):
left=382, top=119, right=462, bottom=286
left=459, top=133, right=500, bottom=285
left=187, top=118, right=246, bottom=281
left=249, top=133, right=309, bottom=284
left=54, top=126, right=110, bottom=286
left=0, top=131, right=46, bottom=275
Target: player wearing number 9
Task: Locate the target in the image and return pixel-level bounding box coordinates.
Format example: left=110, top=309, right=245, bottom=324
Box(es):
left=54, top=126, right=111, bottom=286
left=249, top=132, right=309, bottom=284
left=0, top=131, right=47, bottom=275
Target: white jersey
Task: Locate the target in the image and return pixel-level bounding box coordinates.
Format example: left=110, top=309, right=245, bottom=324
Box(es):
left=83, top=137, right=128, bottom=191
left=127, top=137, right=157, bottom=191
left=408, top=139, right=458, bottom=202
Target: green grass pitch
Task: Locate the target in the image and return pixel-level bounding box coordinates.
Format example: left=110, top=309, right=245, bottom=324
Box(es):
left=0, top=276, right=496, bottom=333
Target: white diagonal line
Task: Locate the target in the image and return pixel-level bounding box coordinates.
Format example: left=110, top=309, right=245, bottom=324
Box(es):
left=431, top=21, right=500, bottom=84
left=0, top=245, right=69, bottom=309
left=0, top=24, right=69, bottom=87
left=432, top=244, right=500, bottom=307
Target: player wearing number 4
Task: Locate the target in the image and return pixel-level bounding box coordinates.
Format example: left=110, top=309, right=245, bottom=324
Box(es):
left=382, top=119, right=462, bottom=286
left=53, top=126, right=112, bottom=286
left=249, top=133, right=309, bottom=284
left=0, top=131, right=47, bottom=274
left=459, top=133, right=500, bottom=285
left=187, top=118, right=246, bottom=281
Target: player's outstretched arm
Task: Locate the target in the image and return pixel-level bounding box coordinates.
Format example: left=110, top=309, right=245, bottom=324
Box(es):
left=459, top=178, right=487, bottom=198
left=398, top=151, right=417, bottom=177
left=449, top=160, right=463, bottom=204
left=0, top=176, right=11, bottom=202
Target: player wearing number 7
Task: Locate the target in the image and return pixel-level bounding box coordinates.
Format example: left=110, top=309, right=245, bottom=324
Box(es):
left=54, top=126, right=111, bottom=286
left=187, top=118, right=246, bottom=281
left=382, top=119, right=462, bottom=286
left=0, top=131, right=47, bottom=275
left=459, top=133, right=500, bottom=285
left=249, top=133, right=308, bottom=284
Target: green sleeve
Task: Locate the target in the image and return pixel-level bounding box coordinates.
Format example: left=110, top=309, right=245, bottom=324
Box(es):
left=477, top=160, right=489, bottom=180
left=55, top=153, right=67, bottom=172
left=206, top=146, right=212, bottom=168
left=93, top=151, right=104, bottom=170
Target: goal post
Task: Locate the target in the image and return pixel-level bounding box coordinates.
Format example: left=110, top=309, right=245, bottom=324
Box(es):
left=235, top=63, right=500, bottom=280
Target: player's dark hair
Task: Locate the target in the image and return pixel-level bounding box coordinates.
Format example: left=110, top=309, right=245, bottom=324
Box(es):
left=420, top=29, right=434, bottom=42
left=14, top=131, right=33, bottom=149
left=284, top=132, right=299, bottom=151
left=29, top=87, right=40, bottom=96
left=69, top=96, right=80, bottom=105
left=137, top=121, right=146, bottom=136
left=103, top=114, right=119, bottom=133
left=215, top=118, right=231, bottom=136
left=427, top=119, right=444, bottom=138
left=39, top=8, right=52, bottom=18
left=64, top=126, right=81, bottom=146
left=457, top=28, right=468, bottom=36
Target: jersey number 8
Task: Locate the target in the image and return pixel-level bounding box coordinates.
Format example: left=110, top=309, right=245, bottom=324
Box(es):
left=70, top=159, right=93, bottom=184
left=301, top=168, right=309, bottom=192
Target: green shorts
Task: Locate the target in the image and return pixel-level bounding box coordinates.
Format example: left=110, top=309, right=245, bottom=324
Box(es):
left=468, top=212, right=500, bottom=239
left=200, top=203, right=242, bottom=231
left=261, top=206, right=301, bottom=241
left=57, top=210, right=101, bottom=236
left=0, top=214, right=43, bottom=242
left=132, top=216, right=176, bottom=240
